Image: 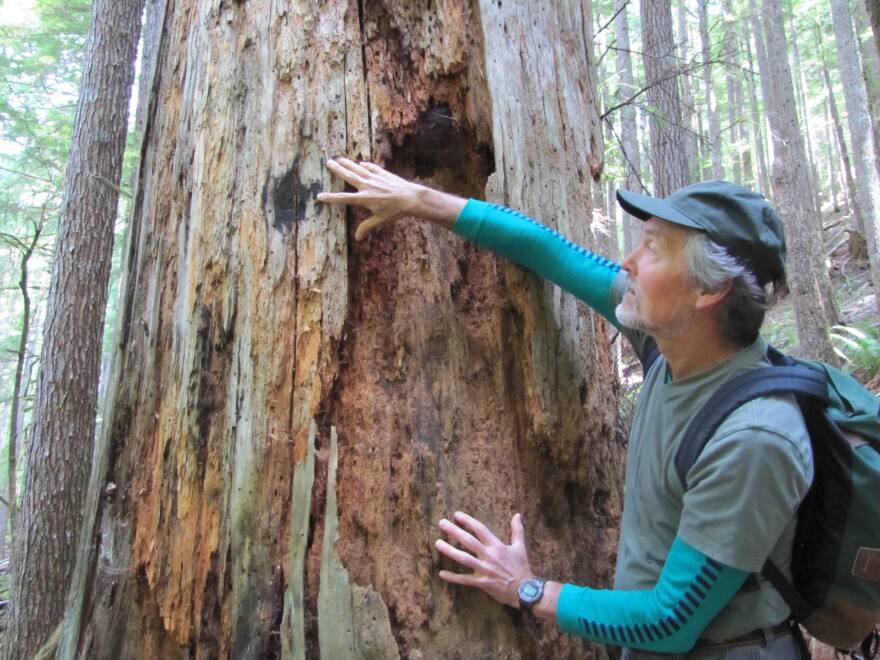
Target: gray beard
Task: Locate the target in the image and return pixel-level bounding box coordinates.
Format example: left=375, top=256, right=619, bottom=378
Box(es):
left=614, top=299, right=692, bottom=339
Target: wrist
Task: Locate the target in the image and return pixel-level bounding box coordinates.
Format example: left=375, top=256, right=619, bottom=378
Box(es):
left=528, top=580, right=562, bottom=623
left=412, top=186, right=466, bottom=229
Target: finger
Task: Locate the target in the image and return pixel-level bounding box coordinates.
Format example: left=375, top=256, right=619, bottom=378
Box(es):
left=326, top=159, right=368, bottom=188
left=336, top=157, right=373, bottom=179
left=453, top=511, right=501, bottom=546
left=438, top=518, right=483, bottom=555
left=510, top=513, right=525, bottom=547
left=316, top=191, right=362, bottom=205
left=359, top=161, right=386, bottom=174
left=355, top=214, right=394, bottom=241
left=438, top=569, right=482, bottom=587
left=434, top=539, right=481, bottom=570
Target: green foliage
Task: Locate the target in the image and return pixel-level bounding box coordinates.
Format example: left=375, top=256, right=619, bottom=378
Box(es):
left=831, top=325, right=880, bottom=382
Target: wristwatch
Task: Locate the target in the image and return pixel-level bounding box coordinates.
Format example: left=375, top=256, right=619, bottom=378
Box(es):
left=518, top=577, right=548, bottom=613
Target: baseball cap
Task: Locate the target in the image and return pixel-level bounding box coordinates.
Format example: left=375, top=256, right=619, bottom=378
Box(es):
left=616, top=181, right=787, bottom=286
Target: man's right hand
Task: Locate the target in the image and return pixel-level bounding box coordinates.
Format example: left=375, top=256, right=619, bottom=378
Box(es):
left=317, top=158, right=466, bottom=240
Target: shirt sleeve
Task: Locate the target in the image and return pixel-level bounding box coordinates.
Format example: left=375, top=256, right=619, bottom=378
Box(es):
left=556, top=537, right=749, bottom=653
left=453, top=199, right=624, bottom=323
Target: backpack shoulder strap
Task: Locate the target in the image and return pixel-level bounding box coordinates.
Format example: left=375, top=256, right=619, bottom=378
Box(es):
left=674, top=361, right=829, bottom=489
left=640, top=337, right=662, bottom=375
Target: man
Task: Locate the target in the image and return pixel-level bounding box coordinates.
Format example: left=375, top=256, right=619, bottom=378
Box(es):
left=317, top=158, right=811, bottom=658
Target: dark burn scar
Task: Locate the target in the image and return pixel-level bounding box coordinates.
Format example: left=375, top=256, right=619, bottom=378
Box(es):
left=264, top=160, right=322, bottom=232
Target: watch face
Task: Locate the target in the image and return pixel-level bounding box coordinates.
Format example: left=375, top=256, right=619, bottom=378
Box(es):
left=520, top=582, right=541, bottom=599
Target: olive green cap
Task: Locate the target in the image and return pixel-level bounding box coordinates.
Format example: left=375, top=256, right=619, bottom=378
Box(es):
left=616, top=181, right=787, bottom=286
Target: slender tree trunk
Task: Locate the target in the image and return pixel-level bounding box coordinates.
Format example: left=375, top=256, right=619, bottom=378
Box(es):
left=2, top=1, right=144, bottom=657
left=720, top=1, right=744, bottom=184
left=614, top=0, right=644, bottom=255
left=676, top=2, right=698, bottom=181
left=642, top=0, right=689, bottom=196
left=744, top=15, right=772, bottom=195
left=758, top=0, right=839, bottom=362
left=787, top=4, right=823, bottom=216
left=698, top=0, right=723, bottom=181
left=823, top=61, right=863, bottom=225
left=824, top=99, right=842, bottom=214
left=830, top=0, right=880, bottom=323
left=73, top=2, right=622, bottom=658
left=6, top=221, right=42, bottom=558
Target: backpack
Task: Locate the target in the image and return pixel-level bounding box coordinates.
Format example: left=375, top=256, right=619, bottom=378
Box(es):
left=641, top=340, right=880, bottom=652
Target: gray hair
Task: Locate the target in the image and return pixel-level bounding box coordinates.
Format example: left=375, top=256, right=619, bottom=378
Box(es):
left=683, top=232, right=780, bottom=346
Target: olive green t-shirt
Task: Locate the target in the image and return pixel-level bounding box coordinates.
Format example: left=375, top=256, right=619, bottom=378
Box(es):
left=612, top=273, right=813, bottom=641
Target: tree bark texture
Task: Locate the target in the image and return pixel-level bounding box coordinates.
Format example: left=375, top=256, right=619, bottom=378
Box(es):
left=641, top=0, right=690, bottom=196
left=757, top=0, right=840, bottom=363
left=3, top=1, right=144, bottom=657
left=613, top=0, right=644, bottom=256
left=77, top=2, right=621, bottom=658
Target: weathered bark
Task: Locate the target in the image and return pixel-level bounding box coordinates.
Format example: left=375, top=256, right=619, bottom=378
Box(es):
left=641, top=0, right=690, bottom=196
left=3, top=1, right=144, bottom=657
left=830, top=0, right=880, bottom=323
left=758, top=0, right=840, bottom=363
left=75, top=2, right=621, bottom=659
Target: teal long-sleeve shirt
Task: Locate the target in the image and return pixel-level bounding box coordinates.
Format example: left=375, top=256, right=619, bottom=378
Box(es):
left=452, top=199, right=750, bottom=652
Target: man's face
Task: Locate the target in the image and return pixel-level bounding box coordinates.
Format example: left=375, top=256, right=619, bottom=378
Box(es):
left=616, top=218, right=702, bottom=338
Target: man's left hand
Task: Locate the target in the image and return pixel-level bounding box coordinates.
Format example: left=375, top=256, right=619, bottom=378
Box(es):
left=435, top=511, right=534, bottom=608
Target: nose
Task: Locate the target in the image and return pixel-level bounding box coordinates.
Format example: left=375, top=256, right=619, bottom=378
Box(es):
left=621, top=247, right=637, bottom=274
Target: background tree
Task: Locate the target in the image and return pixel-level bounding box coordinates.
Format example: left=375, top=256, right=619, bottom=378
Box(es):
left=757, top=0, right=840, bottom=362
left=3, top=0, right=144, bottom=656
left=698, top=0, right=724, bottom=180
left=829, top=0, right=880, bottom=321
left=0, top=0, right=91, bottom=567
left=614, top=0, right=645, bottom=255
left=64, top=1, right=623, bottom=658
left=641, top=0, right=691, bottom=195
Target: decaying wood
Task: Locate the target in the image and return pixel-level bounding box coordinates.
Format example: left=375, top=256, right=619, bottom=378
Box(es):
left=76, top=1, right=621, bottom=658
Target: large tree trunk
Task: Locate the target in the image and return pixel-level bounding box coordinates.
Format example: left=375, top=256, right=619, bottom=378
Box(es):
left=757, top=0, right=840, bottom=363
left=74, top=2, right=622, bottom=658
left=2, top=1, right=144, bottom=657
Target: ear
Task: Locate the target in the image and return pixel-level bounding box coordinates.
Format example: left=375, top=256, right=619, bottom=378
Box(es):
left=695, top=280, right=733, bottom=311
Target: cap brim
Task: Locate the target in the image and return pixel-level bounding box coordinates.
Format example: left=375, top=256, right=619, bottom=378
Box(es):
left=616, top=189, right=703, bottom=230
